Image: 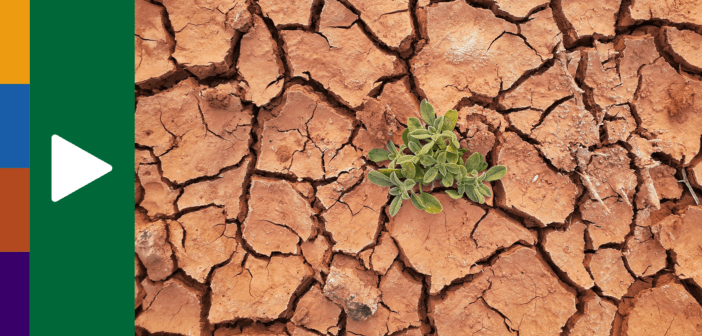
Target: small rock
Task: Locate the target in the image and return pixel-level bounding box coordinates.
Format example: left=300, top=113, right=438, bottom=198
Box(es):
left=161, top=0, right=247, bottom=78
left=380, top=262, right=423, bottom=334
left=319, top=0, right=359, bottom=29
left=542, top=217, right=595, bottom=290
left=169, top=207, right=239, bottom=282
left=137, top=164, right=179, bottom=217
left=557, top=0, right=621, bottom=43
left=581, top=145, right=638, bottom=201
left=624, top=226, right=667, bottom=277
left=140, top=278, right=162, bottom=311
left=281, top=14, right=405, bottom=108
left=370, top=232, right=399, bottom=275
left=483, top=246, right=577, bottom=336
left=652, top=206, right=702, bottom=287
left=567, top=291, right=617, bottom=336
left=323, top=173, right=389, bottom=254
left=324, top=254, right=381, bottom=321
left=258, top=0, right=315, bottom=28
left=347, top=0, right=414, bottom=53
left=324, top=145, right=364, bottom=179
left=346, top=305, right=391, bottom=336
left=603, top=105, right=636, bottom=144
left=627, top=134, right=660, bottom=169
left=134, top=0, right=176, bottom=87
left=238, top=16, right=284, bottom=106
left=689, top=159, right=702, bottom=189
left=651, top=164, right=683, bottom=200
left=584, top=248, right=634, bottom=300
left=135, top=211, right=176, bottom=281
left=135, top=278, right=205, bottom=336
left=178, top=157, right=251, bottom=221
left=300, top=235, right=333, bottom=282
left=292, top=285, right=341, bottom=335
left=387, top=193, right=486, bottom=294
left=494, top=132, right=581, bottom=226
left=209, top=254, right=313, bottom=323
left=622, top=278, right=702, bottom=336
left=317, top=182, right=345, bottom=209
left=661, top=26, right=702, bottom=73
left=243, top=176, right=316, bottom=256
left=531, top=98, right=600, bottom=172
left=353, top=129, right=389, bottom=157
left=581, top=198, right=634, bottom=249
left=519, top=7, right=563, bottom=60
left=633, top=57, right=702, bottom=165
left=493, top=0, right=548, bottom=19
left=410, top=1, right=540, bottom=113
left=135, top=149, right=156, bottom=172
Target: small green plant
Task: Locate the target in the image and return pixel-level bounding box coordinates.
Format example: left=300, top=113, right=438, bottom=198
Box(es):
left=367, top=99, right=507, bottom=216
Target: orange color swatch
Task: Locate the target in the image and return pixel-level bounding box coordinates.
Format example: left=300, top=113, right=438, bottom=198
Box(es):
left=0, top=0, right=30, bottom=84
left=0, top=169, right=30, bottom=251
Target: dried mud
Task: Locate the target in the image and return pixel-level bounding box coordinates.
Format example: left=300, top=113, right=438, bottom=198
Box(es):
left=135, top=0, right=702, bottom=335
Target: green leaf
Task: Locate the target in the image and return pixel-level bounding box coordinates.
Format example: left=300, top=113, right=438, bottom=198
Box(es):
left=420, top=154, right=437, bottom=166
left=446, top=163, right=461, bottom=175
left=464, top=152, right=483, bottom=173
left=445, top=189, right=463, bottom=199
left=389, top=196, right=403, bottom=217
left=441, top=173, right=454, bottom=187
left=438, top=164, right=447, bottom=177
left=446, top=151, right=459, bottom=164
left=465, top=187, right=479, bottom=203
left=368, top=148, right=390, bottom=162
left=458, top=185, right=466, bottom=195
left=410, top=192, right=426, bottom=210
left=396, top=155, right=415, bottom=165
left=446, top=143, right=459, bottom=154
left=459, top=165, right=468, bottom=177
left=368, top=170, right=394, bottom=187
left=389, top=187, right=401, bottom=196
left=443, top=109, right=458, bottom=131
left=408, top=141, right=421, bottom=154
left=401, top=162, right=416, bottom=180
left=484, top=165, right=507, bottom=181
left=434, top=116, right=445, bottom=132
left=404, top=178, right=416, bottom=189
left=423, top=166, right=439, bottom=184
left=414, top=165, right=425, bottom=182
left=387, top=140, right=398, bottom=154
left=390, top=172, right=403, bottom=186
left=419, top=141, right=435, bottom=155
left=410, top=129, right=432, bottom=139
left=401, top=190, right=410, bottom=200
left=478, top=161, right=489, bottom=172
left=476, top=190, right=485, bottom=204
left=437, top=151, right=447, bottom=164
left=420, top=193, right=443, bottom=214
left=420, top=99, right=436, bottom=125
left=478, top=183, right=492, bottom=197
left=402, top=128, right=410, bottom=146
left=407, top=117, right=423, bottom=131
left=379, top=168, right=402, bottom=177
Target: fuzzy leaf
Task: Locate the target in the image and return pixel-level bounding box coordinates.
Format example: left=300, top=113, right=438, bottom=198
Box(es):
left=438, top=164, right=447, bottom=177
left=478, top=183, right=492, bottom=197
left=464, top=152, right=483, bottom=173
left=402, top=128, right=410, bottom=145
left=458, top=185, right=466, bottom=195
left=465, top=187, right=479, bottom=203
left=389, top=187, right=401, bottom=196
left=410, top=129, right=432, bottom=139
left=484, top=165, right=507, bottom=181
left=408, top=141, right=421, bottom=154
left=369, top=170, right=394, bottom=186
left=419, top=141, right=435, bottom=155
left=379, top=168, right=402, bottom=177
left=423, top=166, right=439, bottom=183
left=390, top=172, right=403, bottom=186
left=437, top=152, right=447, bottom=164
left=441, top=173, right=454, bottom=187
left=396, top=155, right=415, bottom=165
left=445, top=189, right=463, bottom=199
left=387, top=141, right=398, bottom=154
left=459, top=166, right=468, bottom=177
left=446, top=143, right=459, bottom=154
left=420, top=193, right=443, bottom=214
left=478, top=161, right=489, bottom=172
left=368, top=148, right=390, bottom=162
left=420, top=154, right=437, bottom=166
left=407, top=117, right=423, bottom=131
left=402, top=190, right=411, bottom=200
left=446, top=151, right=459, bottom=164
left=410, top=192, right=426, bottom=210
left=389, top=196, right=402, bottom=216
left=446, top=163, right=461, bottom=175
left=414, top=166, right=425, bottom=182
left=420, top=99, right=436, bottom=125
left=434, top=116, right=445, bottom=132
left=443, top=109, right=458, bottom=131
left=401, top=162, right=416, bottom=180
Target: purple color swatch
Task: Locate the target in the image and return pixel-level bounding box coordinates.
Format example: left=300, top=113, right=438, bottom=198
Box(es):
left=0, top=252, right=29, bottom=335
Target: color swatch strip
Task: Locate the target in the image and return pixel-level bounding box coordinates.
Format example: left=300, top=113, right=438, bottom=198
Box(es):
left=0, top=0, right=30, bottom=334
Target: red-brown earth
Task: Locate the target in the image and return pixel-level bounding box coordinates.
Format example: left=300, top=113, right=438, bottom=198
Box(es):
left=135, top=0, right=702, bottom=335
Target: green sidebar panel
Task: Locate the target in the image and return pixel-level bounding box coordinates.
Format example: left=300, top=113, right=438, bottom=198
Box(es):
left=30, top=1, right=133, bottom=334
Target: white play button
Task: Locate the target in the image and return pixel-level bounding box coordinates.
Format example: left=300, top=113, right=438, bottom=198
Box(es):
left=51, top=135, right=112, bottom=202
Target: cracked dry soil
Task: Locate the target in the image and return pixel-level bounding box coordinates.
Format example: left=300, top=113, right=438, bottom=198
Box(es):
left=134, top=0, right=702, bottom=335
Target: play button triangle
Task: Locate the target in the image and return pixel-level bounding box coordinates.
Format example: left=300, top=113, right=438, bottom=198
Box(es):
left=51, top=135, right=112, bottom=202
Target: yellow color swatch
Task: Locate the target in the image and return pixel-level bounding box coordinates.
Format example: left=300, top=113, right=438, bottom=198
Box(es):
left=0, top=0, right=29, bottom=84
